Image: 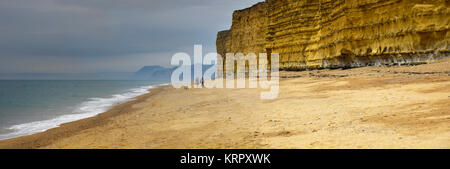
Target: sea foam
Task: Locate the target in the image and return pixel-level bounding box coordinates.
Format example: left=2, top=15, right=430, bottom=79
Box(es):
left=0, top=85, right=156, bottom=140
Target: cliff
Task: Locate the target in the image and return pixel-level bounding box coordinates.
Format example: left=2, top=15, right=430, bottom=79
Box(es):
left=217, top=0, right=450, bottom=71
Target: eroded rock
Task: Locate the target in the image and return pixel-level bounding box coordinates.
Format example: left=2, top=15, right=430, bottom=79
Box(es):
left=217, top=0, right=450, bottom=71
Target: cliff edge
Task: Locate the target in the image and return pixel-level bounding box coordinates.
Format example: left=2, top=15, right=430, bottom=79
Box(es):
left=217, top=0, right=449, bottom=71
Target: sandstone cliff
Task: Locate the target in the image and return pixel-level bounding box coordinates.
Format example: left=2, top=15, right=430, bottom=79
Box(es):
left=217, top=0, right=449, bottom=71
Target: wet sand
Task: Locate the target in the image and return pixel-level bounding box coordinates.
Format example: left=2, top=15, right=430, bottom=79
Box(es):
left=0, top=58, right=449, bottom=149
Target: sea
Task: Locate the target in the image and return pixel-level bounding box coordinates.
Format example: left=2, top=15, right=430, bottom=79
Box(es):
left=0, top=80, right=166, bottom=140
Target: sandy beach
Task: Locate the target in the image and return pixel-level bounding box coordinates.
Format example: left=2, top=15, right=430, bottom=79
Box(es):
left=0, top=58, right=449, bottom=149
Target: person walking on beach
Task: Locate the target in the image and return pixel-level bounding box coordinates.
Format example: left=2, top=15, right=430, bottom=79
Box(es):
left=195, top=77, right=199, bottom=88
left=201, top=77, right=205, bottom=87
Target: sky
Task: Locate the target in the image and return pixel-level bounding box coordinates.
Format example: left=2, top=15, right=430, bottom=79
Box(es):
left=0, top=0, right=263, bottom=73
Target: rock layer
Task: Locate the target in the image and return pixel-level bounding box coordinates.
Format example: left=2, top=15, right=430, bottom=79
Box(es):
left=217, top=0, right=450, bottom=71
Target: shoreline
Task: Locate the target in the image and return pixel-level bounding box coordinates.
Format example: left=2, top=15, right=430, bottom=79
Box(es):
left=0, top=83, right=158, bottom=141
left=0, top=85, right=167, bottom=149
left=0, top=58, right=449, bottom=149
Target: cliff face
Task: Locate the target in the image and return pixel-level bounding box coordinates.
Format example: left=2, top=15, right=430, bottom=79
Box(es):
left=217, top=0, right=450, bottom=71
left=216, top=30, right=231, bottom=76
left=217, top=2, right=268, bottom=75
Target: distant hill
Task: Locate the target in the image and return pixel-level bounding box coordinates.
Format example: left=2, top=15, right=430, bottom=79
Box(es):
left=0, top=65, right=216, bottom=81
left=133, top=66, right=174, bottom=81
left=133, top=64, right=216, bottom=82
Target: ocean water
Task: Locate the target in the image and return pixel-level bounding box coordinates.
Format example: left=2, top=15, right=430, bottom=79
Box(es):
left=0, top=80, right=165, bottom=140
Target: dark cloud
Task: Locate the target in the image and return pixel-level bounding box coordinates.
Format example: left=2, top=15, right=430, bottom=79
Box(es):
left=0, top=0, right=262, bottom=73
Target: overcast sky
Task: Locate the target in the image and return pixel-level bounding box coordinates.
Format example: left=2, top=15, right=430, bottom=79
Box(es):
left=0, top=0, right=262, bottom=73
